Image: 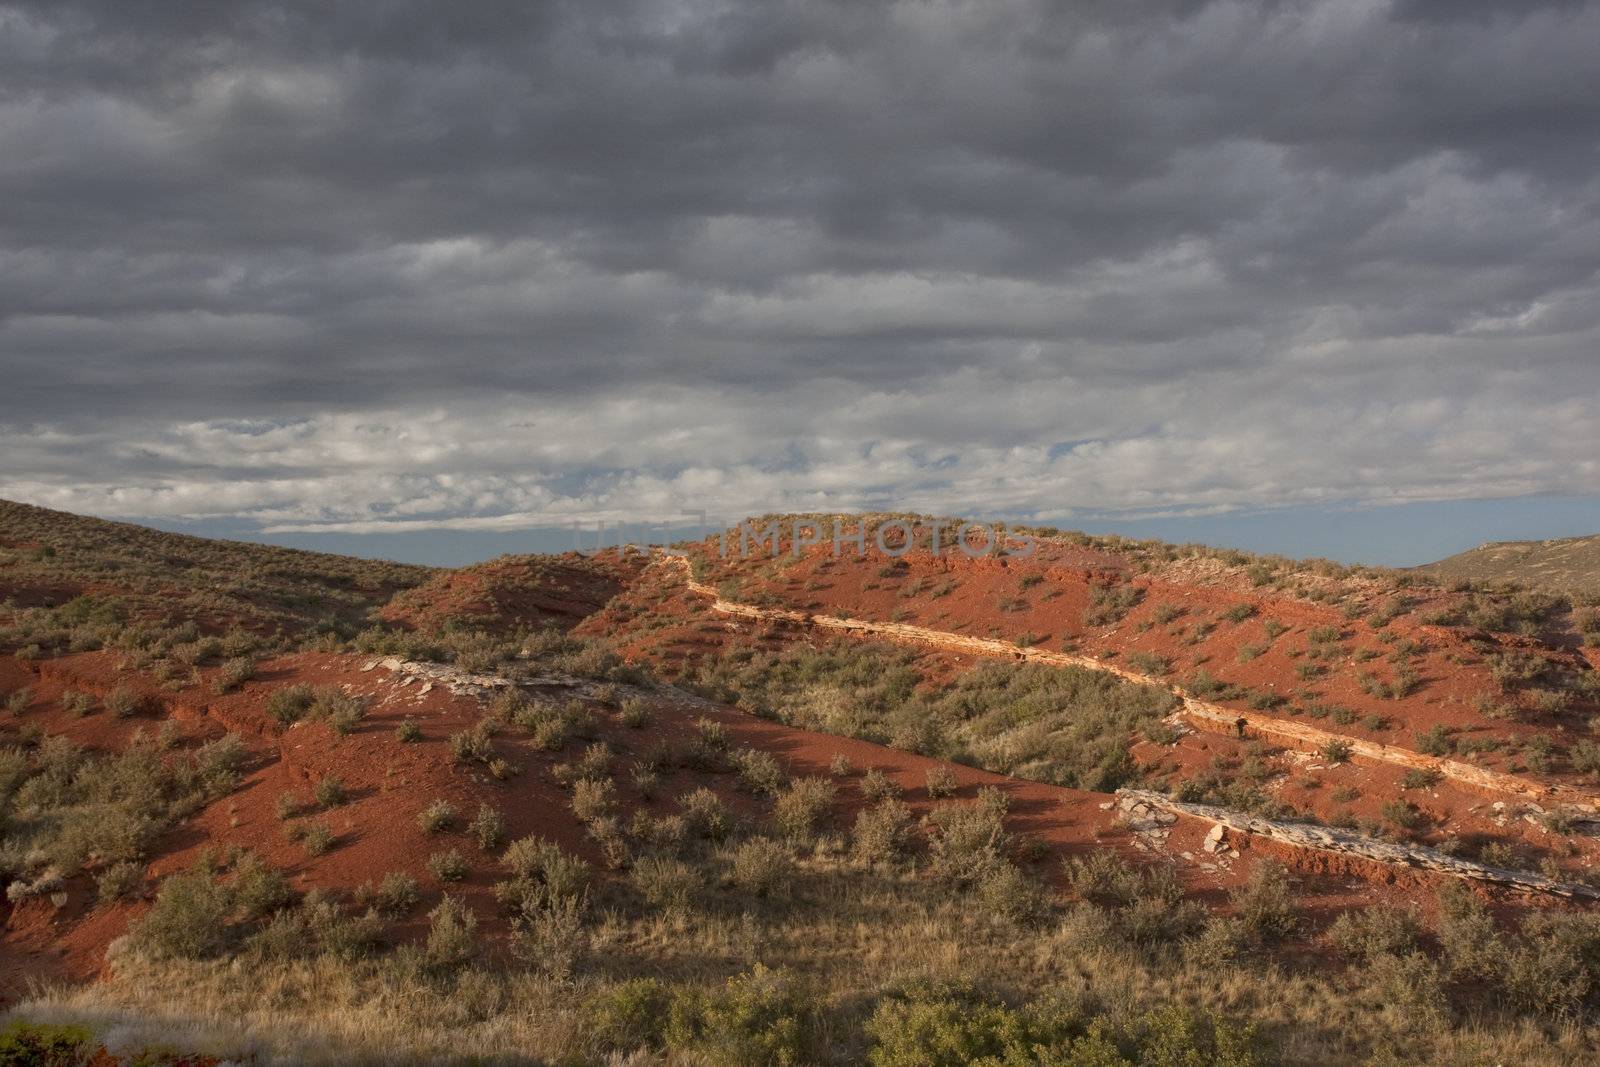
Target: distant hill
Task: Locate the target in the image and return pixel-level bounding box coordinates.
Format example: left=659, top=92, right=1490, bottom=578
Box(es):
left=1420, top=533, right=1600, bottom=596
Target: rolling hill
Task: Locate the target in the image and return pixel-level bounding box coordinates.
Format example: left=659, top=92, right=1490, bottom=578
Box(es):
left=1421, top=533, right=1600, bottom=596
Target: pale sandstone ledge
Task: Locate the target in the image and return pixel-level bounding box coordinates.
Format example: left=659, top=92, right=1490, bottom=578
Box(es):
left=1115, top=787, right=1600, bottom=901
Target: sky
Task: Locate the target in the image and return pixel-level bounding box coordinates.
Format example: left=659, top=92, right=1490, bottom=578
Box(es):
left=3, top=0, right=1599, bottom=568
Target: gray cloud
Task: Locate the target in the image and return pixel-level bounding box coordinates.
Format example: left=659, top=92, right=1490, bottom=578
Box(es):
left=2, top=0, right=1598, bottom=532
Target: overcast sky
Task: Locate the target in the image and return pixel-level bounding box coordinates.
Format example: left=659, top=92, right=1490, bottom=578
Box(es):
left=3, top=0, right=1598, bottom=564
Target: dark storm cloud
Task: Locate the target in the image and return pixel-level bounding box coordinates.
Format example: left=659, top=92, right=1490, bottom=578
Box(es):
left=2, top=0, right=1599, bottom=528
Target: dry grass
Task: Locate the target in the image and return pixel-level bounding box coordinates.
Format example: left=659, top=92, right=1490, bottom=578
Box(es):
left=11, top=845, right=1600, bottom=1065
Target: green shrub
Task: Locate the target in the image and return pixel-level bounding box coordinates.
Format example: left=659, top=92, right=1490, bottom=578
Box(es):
left=1083, top=580, right=1144, bottom=626
left=418, top=798, right=457, bottom=832
left=864, top=984, right=1259, bottom=1067
left=677, top=965, right=816, bottom=1067
left=129, top=865, right=234, bottom=959
left=106, top=686, right=146, bottom=718
left=571, top=777, right=617, bottom=823
left=679, top=787, right=731, bottom=841
left=1230, top=860, right=1298, bottom=943
left=925, top=800, right=1008, bottom=886
left=1415, top=724, right=1453, bottom=756
left=1503, top=911, right=1600, bottom=1018
left=974, top=861, right=1048, bottom=925
left=214, top=655, right=256, bottom=693
left=620, top=698, right=652, bottom=728
left=924, top=765, right=957, bottom=798
left=859, top=767, right=902, bottom=801
left=852, top=798, right=912, bottom=864
left=394, top=718, right=421, bottom=742
left=62, top=690, right=95, bottom=716
left=729, top=837, right=791, bottom=897
left=773, top=777, right=835, bottom=841
left=314, top=775, right=347, bottom=809
left=301, top=823, right=335, bottom=856
left=1328, top=905, right=1422, bottom=961
left=498, top=835, right=591, bottom=915
left=428, top=848, right=468, bottom=882
left=267, top=684, right=315, bottom=727
left=374, top=872, right=421, bottom=916
left=233, top=853, right=294, bottom=919
left=587, top=978, right=674, bottom=1053
left=734, top=747, right=785, bottom=796
left=631, top=856, right=699, bottom=911
left=94, top=860, right=144, bottom=905
left=470, top=803, right=507, bottom=851
left=4, top=686, right=32, bottom=715
left=1320, top=739, right=1353, bottom=764
left=317, top=689, right=366, bottom=735
left=423, top=894, right=478, bottom=971
left=1399, top=768, right=1441, bottom=790
left=1434, top=881, right=1501, bottom=979
left=0, top=1022, right=96, bottom=1066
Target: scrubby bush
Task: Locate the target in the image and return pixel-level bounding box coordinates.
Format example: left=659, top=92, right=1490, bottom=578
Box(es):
left=214, top=655, right=256, bottom=693
left=679, top=787, right=732, bottom=841
left=316, top=688, right=366, bottom=735
left=1083, top=580, right=1144, bottom=626
left=94, top=860, right=143, bottom=905
left=631, top=855, right=700, bottom=912
left=423, top=894, right=478, bottom=971
left=1415, top=724, right=1453, bottom=756
left=314, top=775, right=347, bottom=809
left=773, top=777, right=835, bottom=841
left=924, top=765, right=957, bottom=798
left=974, top=862, right=1048, bottom=925
left=685, top=717, right=732, bottom=772
left=418, top=798, right=457, bottom=833
left=374, top=871, right=421, bottom=916
left=733, top=747, right=785, bottom=796
left=267, top=683, right=315, bottom=727
left=729, top=836, right=791, bottom=897
left=470, top=803, right=507, bottom=851
left=1434, top=881, right=1500, bottom=979
left=925, top=800, right=1008, bottom=886
left=586, top=978, right=674, bottom=1053
left=620, top=697, right=652, bottom=728
left=1399, top=768, right=1441, bottom=790
left=555, top=741, right=613, bottom=787
left=1231, top=860, right=1298, bottom=943
left=428, top=848, right=468, bottom=882
left=301, top=823, right=335, bottom=856
left=0, top=1022, right=96, bottom=1064
left=571, top=777, right=617, bottom=823
left=107, top=686, right=146, bottom=718
left=852, top=798, right=912, bottom=864
left=129, top=865, right=234, bottom=960
left=1320, top=739, right=1353, bottom=764
left=1503, top=911, right=1600, bottom=1018
left=679, top=964, right=817, bottom=1067
left=233, top=853, right=294, bottom=919
left=864, top=983, right=1259, bottom=1067
left=395, top=718, right=421, bottom=742
left=275, top=792, right=302, bottom=821
left=1328, top=905, right=1423, bottom=962
left=859, top=767, right=902, bottom=801
left=498, top=835, right=591, bottom=915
